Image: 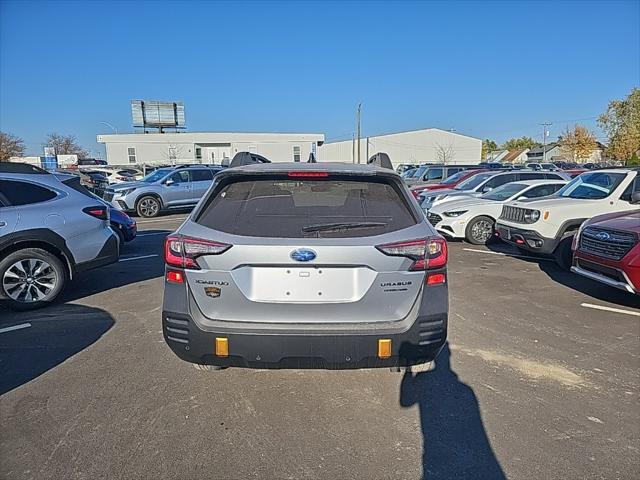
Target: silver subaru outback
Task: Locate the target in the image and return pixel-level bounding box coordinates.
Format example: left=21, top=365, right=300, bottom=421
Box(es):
left=161, top=156, right=448, bottom=369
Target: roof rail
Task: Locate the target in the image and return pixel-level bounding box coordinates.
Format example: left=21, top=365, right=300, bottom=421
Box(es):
left=229, top=151, right=271, bottom=168
left=0, top=163, right=50, bottom=174
left=367, top=152, right=393, bottom=170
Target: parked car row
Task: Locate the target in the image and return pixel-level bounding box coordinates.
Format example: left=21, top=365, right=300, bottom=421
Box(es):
left=420, top=164, right=639, bottom=295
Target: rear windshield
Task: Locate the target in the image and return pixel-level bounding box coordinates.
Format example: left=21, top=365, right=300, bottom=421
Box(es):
left=196, top=176, right=417, bottom=238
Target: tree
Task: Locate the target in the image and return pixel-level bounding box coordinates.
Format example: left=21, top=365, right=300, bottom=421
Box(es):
left=434, top=143, right=455, bottom=164
left=501, top=136, right=541, bottom=151
left=598, top=87, right=640, bottom=163
left=44, top=133, right=89, bottom=158
left=0, top=131, right=26, bottom=161
left=628, top=152, right=640, bottom=167
left=481, top=139, right=498, bottom=159
left=558, top=125, right=597, bottom=163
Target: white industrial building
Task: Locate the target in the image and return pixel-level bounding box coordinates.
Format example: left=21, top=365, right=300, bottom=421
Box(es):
left=96, top=128, right=481, bottom=168
left=318, top=128, right=482, bottom=168
left=96, top=132, right=325, bottom=165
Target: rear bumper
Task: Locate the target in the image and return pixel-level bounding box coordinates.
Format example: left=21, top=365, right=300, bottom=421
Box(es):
left=75, top=232, right=119, bottom=273
left=495, top=223, right=558, bottom=254
left=162, top=272, right=448, bottom=369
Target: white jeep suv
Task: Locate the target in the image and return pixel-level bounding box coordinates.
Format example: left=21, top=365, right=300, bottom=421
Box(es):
left=495, top=169, right=639, bottom=268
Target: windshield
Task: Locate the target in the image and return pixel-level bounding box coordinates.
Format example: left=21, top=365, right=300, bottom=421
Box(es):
left=411, top=165, right=428, bottom=179
left=556, top=172, right=626, bottom=199
left=481, top=182, right=526, bottom=201
left=454, top=172, right=494, bottom=191
left=441, top=170, right=472, bottom=185
left=141, top=168, right=172, bottom=183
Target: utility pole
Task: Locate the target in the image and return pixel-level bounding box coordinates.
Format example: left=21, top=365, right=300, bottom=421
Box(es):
left=356, top=103, right=362, bottom=164
left=540, top=122, right=552, bottom=163
left=352, top=134, right=355, bottom=164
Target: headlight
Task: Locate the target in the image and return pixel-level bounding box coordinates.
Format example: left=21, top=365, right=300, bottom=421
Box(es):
left=117, top=188, right=136, bottom=196
left=443, top=210, right=468, bottom=217
left=523, top=210, right=541, bottom=223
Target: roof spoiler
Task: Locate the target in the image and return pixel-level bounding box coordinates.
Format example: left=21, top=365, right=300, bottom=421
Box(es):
left=367, top=152, right=393, bottom=170
left=229, top=151, right=271, bottom=168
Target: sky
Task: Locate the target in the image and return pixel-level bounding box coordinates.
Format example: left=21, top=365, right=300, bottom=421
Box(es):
left=1, top=0, right=639, bottom=157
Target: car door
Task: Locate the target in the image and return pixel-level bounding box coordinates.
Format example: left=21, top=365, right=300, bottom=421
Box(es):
left=162, top=170, right=191, bottom=206
left=189, top=169, right=214, bottom=203
left=0, top=185, right=19, bottom=236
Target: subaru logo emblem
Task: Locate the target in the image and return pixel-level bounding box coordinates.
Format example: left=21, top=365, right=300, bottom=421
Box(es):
left=290, top=248, right=316, bottom=262
left=595, top=231, right=610, bottom=241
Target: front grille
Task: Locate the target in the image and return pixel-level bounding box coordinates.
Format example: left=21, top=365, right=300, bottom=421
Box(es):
left=500, top=205, right=529, bottom=224
left=427, top=212, right=442, bottom=226
left=579, top=227, right=637, bottom=260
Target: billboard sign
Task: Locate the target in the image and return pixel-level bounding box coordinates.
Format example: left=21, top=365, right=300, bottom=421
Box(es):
left=131, top=100, right=186, bottom=129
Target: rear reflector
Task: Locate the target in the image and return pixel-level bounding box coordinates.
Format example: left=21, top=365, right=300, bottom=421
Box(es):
left=427, top=273, right=446, bottom=285
left=165, top=235, right=232, bottom=269
left=378, top=339, right=392, bottom=359
left=215, top=337, right=229, bottom=357
left=287, top=171, right=329, bottom=178
left=166, top=270, right=184, bottom=283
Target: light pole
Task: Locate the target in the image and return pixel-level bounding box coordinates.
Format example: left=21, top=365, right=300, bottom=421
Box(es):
left=100, top=121, right=118, bottom=134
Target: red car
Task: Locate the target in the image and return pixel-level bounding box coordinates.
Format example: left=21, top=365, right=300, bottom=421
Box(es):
left=571, top=210, right=640, bottom=295
left=410, top=169, right=487, bottom=199
left=562, top=168, right=588, bottom=178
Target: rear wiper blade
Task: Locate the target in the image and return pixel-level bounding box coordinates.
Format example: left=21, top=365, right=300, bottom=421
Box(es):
left=302, top=222, right=387, bottom=234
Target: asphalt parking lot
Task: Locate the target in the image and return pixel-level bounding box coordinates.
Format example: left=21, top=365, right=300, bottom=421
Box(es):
left=1, top=212, right=638, bottom=480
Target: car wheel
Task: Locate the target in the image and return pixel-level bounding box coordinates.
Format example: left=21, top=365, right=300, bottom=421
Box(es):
left=114, top=226, right=125, bottom=245
left=136, top=196, right=161, bottom=218
left=465, top=216, right=495, bottom=245
left=0, top=248, right=67, bottom=311
left=553, top=237, right=573, bottom=270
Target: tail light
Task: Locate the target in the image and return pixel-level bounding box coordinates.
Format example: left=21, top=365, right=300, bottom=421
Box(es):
left=376, top=237, right=447, bottom=271
left=164, top=235, right=232, bottom=270
left=82, top=206, right=109, bottom=221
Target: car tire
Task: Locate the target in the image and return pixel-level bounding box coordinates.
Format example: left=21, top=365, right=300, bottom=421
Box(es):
left=136, top=195, right=161, bottom=218
left=0, top=248, right=67, bottom=311
left=114, top=226, right=125, bottom=245
left=553, top=237, right=573, bottom=270
left=465, top=216, right=495, bottom=245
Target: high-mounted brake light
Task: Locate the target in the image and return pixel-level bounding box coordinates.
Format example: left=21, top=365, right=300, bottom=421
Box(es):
left=82, top=206, right=108, bottom=221
left=164, top=235, right=232, bottom=270
left=376, top=237, right=447, bottom=271
left=287, top=171, right=329, bottom=178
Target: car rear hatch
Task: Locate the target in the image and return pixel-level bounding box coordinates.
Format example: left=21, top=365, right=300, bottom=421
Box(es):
left=168, top=168, right=445, bottom=324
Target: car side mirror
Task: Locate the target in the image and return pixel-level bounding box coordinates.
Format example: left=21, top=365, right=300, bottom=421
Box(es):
left=165, top=179, right=175, bottom=186
left=518, top=196, right=528, bottom=200
left=483, top=187, right=493, bottom=193
left=631, top=191, right=640, bottom=204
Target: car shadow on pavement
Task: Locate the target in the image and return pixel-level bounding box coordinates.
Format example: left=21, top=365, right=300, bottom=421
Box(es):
left=484, top=241, right=640, bottom=309
left=399, top=344, right=506, bottom=480
left=0, top=304, right=114, bottom=395
left=58, top=229, right=169, bottom=303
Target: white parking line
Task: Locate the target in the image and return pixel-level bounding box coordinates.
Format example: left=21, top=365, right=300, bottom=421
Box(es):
left=462, top=247, right=554, bottom=262
left=580, top=303, right=640, bottom=317
left=0, top=323, right=32, bottom=334
left=137, top=217, right=187, bottom=225
left=119, top=254, right=160, bottom=262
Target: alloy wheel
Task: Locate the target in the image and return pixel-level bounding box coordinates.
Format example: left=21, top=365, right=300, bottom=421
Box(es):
left=2, top=259, right=58, bottom=303
left=471, top=220, right=493, bottom=243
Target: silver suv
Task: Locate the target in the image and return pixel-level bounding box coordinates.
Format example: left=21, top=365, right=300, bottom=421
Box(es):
left=0, top=165, right=119, bottom=310
left=103, top=165, right=223, bottom=218
left=161, top=158, right=448, bottom=369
